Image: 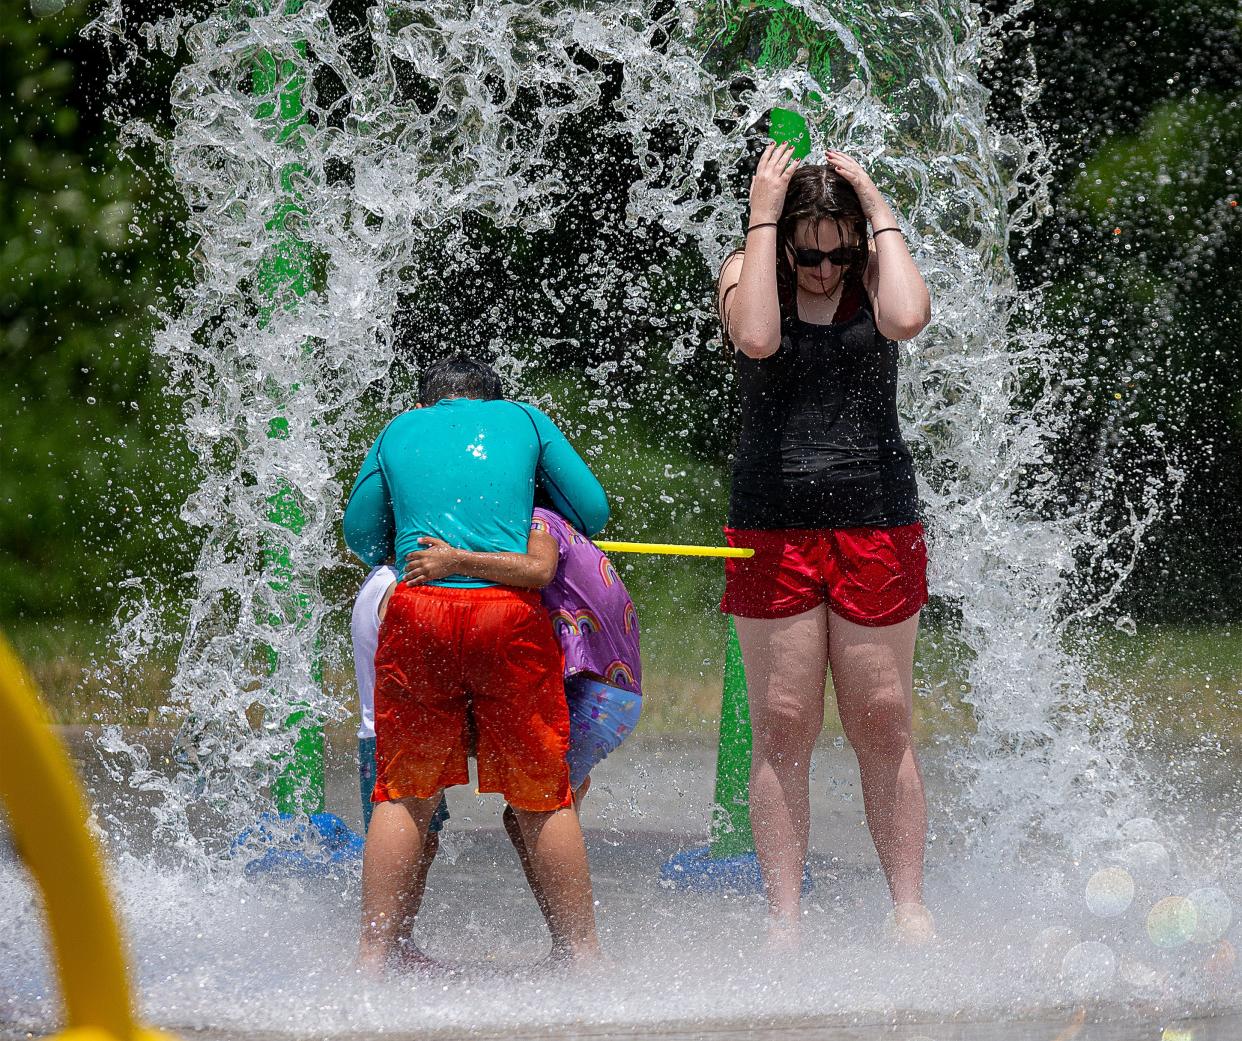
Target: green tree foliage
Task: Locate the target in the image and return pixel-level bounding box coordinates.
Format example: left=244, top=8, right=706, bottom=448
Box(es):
left=1066, top=93, right=1241, bottom=617
left=986, top=0, right=1242, bottom=620
left=0, top=0, right=191, bottom=621
left=2, top=0, right=1240, bottom=629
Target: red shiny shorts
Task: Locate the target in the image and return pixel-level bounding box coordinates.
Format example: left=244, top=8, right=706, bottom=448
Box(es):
left=721, top=523, right=928, bottom=626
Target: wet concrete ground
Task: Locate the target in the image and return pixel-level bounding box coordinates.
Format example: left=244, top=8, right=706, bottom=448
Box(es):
left=48, top=724, right=958, bottom=868
left=3, top=727, right=1239, bottom=1041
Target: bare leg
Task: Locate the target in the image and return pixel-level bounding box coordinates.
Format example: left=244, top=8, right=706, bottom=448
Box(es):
left=734, top=609, right=829, bottom=944
left=359, top=794, right=441, bottom=972
left=403, top=831, right=440, bottom=918
left=828, top=611, right=929, bottom=927
left=502, top=804, right=553, bottom=934
left=502, top=778, right=593, bottom=944
left=510, top=804, right=600, bottom=961
left=499, top=775, right=591, bottom=944
left=391, top=830, right=441, bottom=971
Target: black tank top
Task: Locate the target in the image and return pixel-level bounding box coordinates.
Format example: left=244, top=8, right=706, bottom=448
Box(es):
left=728, top=284, right=921, bottom=530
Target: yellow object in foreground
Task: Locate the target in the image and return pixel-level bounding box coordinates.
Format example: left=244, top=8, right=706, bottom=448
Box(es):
left=594, top=540, right=755, bottom=559
left=0, top=633, right=180, bottom=1041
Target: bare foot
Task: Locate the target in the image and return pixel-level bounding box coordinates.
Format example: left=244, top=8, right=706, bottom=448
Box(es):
left=765, top=916, right=802, bottom=952
left=887, top=902, right=936, bottom=947
left=354, top=952, right=386, bottom=977
left=393, top=939, right=442, bottom=975
left=533, top=941, right=607, bottom=974
left=355, top=939, right=388, bottom=977
left=564, top=940, right=605, bottom=968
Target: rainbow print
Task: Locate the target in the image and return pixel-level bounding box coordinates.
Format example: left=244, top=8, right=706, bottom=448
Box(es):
left=551, top=608, right=603, bottom=637
left=623, top=602, right=638, bottom=635
left=605, top=660, right=637, bottom=689
left=598, top=555, right=619, bottom=588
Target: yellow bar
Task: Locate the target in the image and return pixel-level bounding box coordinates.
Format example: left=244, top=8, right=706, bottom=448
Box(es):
left=0, top=633, right=180, bottom=1041
left=594, top=540, right=754, bottom=559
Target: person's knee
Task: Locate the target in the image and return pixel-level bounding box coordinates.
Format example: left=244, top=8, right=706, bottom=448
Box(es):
left=752, top=692, right=822, bottom=762
left=842, top=695, right=913, bottom=760
left=510, top=805, right=556, bottom=835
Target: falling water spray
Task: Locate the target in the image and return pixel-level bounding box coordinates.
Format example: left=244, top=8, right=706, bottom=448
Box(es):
left=90, top=0, right=1180, bottom=868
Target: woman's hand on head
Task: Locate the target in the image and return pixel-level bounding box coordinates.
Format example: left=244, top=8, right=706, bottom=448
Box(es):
left=403, top=537, right=461, bottom=585
left=749, top=141, right=800, bottom=224
left=825, top=150, right=887, bottom=220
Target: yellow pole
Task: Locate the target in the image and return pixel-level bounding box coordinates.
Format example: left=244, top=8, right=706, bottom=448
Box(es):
left=593, top=540, right=754, bottom=558
left=0, top=633, right=178, bottom=1041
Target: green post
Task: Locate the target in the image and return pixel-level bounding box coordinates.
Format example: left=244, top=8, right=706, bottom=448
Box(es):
left=709, top=617, right=754, bottom=857
left=251, top=0, right=324, bottom=815
left=706, top=95, right=807, bottom=858
left=700, top=0, right=819, bottom=864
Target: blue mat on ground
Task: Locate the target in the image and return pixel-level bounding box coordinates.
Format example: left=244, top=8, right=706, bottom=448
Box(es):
left=230, top=811, right=364, bottom=879
left=659, top=845, right=813, bottom=895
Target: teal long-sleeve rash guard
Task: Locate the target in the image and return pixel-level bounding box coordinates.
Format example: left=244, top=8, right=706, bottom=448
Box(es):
left=342, top=397, right=609, bottom=585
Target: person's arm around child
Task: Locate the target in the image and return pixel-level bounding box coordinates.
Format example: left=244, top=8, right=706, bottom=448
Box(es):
left=402, top=529, right=559, bottom=589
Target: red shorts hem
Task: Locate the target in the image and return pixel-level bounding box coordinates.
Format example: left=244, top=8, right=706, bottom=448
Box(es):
left=479, top=781, right=573, bottom=813
left=372, top=773, right=465, bottom=805
left=825, top=592, right=927, bottom=628
left=720, top=593, right=823, bottom=620
left=722, top=594, right=926, bottom=626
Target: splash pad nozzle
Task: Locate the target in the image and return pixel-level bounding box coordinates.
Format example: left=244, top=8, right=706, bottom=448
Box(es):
left=229, top=812, right=364, bottom=880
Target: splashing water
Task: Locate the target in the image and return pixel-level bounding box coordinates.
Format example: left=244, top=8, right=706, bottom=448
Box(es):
left=5, top=0, right=1234, bottom=1036
left=94, top=0, right=1171, bottom=859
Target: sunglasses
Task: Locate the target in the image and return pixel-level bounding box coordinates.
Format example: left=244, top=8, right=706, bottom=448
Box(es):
left=792, top=245, right=863, bottom=267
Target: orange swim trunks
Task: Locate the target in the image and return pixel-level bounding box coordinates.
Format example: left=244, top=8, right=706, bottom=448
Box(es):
left=372, top=583, right=571, bottom=813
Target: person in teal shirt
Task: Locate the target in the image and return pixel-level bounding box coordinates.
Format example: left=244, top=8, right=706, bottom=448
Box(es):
left=344, top=354, right=609, bottom=972
left=343, top=363, right=608, bottom=575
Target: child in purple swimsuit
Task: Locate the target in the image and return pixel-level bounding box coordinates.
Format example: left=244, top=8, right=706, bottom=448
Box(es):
left=403, top=506, right=642, bottom=799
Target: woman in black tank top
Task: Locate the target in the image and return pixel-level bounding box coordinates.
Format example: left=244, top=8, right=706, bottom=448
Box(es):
left=717, top=144, right=933, bottom=946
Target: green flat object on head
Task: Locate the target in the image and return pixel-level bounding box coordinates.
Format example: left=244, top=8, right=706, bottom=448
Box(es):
left=769, top=106, right=810, bottom=159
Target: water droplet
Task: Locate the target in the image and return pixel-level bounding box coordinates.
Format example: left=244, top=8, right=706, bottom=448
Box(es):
left=29, top=0, right=67, bottom=14
left=1085, top=866, right=1135, bottom=917
left=1118, top=955, right=1162, bottom=991
left=1120, top=817, right=1164, bottom=843
left=1203, top=939, right=1236, bottom=983
left=1147, top=895, right=1197, bottom=948
left=1031, top=925, right=1077, bottom=976
left=1122, top=840, right=1171, bottom=880
left=1186, top=886, right=1232, bottom=944
left=1061, top=940, right=1116, bottom=994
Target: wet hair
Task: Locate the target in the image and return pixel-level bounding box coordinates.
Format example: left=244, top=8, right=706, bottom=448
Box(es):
left=775, top=165, right=869, bottom=303
left=718, top=163, right=870, bottom=333
left=417, top=353, right=504, bottom=406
